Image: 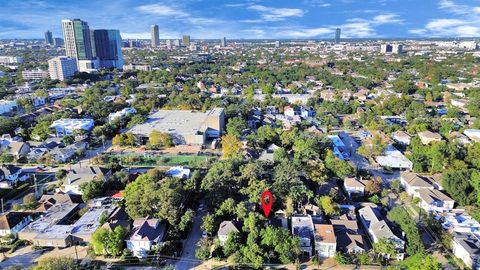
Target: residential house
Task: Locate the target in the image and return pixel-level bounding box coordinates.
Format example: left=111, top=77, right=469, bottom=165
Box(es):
left=464, top=129, right=480, bottom=143
left=417, top=131, right=442, bottom=145
left=292, top=215, right=314, bottom=256
left=358, top=206, right=405, bottom=260
left=259, top=143, right=280, bottom=162
left=0, top=212, right=33, bottom=237
left=166, top=166, right=191, bottom=179
left=375, top=145, right=413, bottom=170
left=400, top=172, right=434, bottom=195
left=343, top=177, right=369, bottom=197
left=320, top=89, right=336, bottom=101
left=60, top=166, right=111, bottom=195
left=218, top=221, right=241, bottom=246
left=0, top=166, right=29, bottom=188
left=415, top=188, right=455, bottom=213
left=340, top=89, right=353, bottom=101
left=126, top=218, right=166, bottom=258
left=452, top=232, right=480, bottom=270
left=6, top=142, right=30, bottom=160
left=314, top=224, right=336, bottom=258
left=36, top=193, right=83, bottom=211
left=391, top=131, right=411, bottom=146
left=330, top=219, right=366, bottom=253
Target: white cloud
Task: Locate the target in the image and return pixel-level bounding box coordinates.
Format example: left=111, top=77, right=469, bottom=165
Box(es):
left=246, top=5, right=305, bottom=22
left=136, top=4, right=188, bottom=17
left=410, top=0, right=480, bottom=37
left=277, top=27, right=333, bottom=38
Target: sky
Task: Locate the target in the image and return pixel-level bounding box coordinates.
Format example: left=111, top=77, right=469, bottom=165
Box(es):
left=1, top=0, right=480, bottom=40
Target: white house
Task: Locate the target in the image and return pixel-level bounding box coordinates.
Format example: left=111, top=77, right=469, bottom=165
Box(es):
left=108, top=107, right=137, bottom=122
left=126, top=218, right=165, bottom=258
left=343, top=177, right=368, bottom=197
left=166, top=166, right=191, bottom=179
left=314, top=224, right=336, bottom=258
left=400, top=172, right=434, bottom=195
left=50, top=119, right=94, bottom=137
left=391, top=131, right=411, bottom=145
left=464, top=129, right=480, bottom=143
left=452, top=232, right=480, bottom=270
left=217, top=221, right=240, bottom=246
left=358, top=206, right=405, bottom=260
left=414, top=188, right=455, bottom=213
left=292, top=215, right=314, bottom=256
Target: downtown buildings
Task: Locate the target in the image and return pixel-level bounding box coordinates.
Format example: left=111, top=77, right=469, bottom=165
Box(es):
left=60, top=19, right=123, bottom=72
left=44, top=30, right=53, bottom=45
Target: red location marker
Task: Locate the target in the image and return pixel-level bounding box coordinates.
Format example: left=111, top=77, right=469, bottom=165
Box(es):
left=261, top=190, right=273, bottom=218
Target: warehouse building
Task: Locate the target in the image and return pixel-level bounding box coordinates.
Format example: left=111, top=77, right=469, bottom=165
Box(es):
left=129, top=108, right=224, bottom=146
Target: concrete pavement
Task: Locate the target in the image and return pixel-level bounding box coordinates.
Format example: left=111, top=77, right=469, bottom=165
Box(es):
left=171, top=207, right=207, bottom=270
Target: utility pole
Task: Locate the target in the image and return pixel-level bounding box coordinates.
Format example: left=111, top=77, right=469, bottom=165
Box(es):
left=1, top=198, right=4, bottom=214
left=33, top=174, right=38, bottom=197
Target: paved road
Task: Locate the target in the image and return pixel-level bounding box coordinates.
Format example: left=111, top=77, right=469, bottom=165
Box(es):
left=171, top=207, right=207, bottom=270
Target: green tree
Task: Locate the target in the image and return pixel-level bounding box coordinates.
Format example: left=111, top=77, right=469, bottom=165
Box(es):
left=201, top=213, right=215, bottom=235
left=149, top=130, right=173, bottom=149
left=23, top=193, right=38, bottom=210
left=223, top=231, right=241, bottom=257
left=33, top=256, right=76, bottom=270
left=387, top=207, right=425, bottom=255
left=318, top=195, right=338, bottom=216
left=373, top=238, right=397, bottom=259
left=226, top=117, right=246, bottom=137
left=80, top=180, right=103, bottom=203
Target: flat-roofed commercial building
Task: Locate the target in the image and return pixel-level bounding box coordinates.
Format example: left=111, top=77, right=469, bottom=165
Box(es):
left=129, top=108, right=224, bottom=146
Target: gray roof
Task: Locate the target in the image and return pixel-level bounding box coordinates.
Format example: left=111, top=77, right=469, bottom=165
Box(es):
left=218, top=221, right=240, bottom=236
left=454, top=232, right=480, bottom=256
left=417, top=188, right=454, bottom=204
left=400, top=172, right=433, bottom=188
left=129, top=218, right=165, bottom=242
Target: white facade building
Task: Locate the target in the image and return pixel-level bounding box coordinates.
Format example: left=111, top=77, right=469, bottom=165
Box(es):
left=50, top=118, right=94, bottom=137
left=48, top=56, right=77, bottom=81
left=22, top=69, right=49, bottom=80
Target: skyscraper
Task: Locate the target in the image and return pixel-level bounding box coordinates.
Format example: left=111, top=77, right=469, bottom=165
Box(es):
left=44, top=30, right=53, bottom=45
left=221, top=37, right=227, bottom=47
left=182, top=35, right=191, bottom=46
left=151, top=25, right=159, bottom=47
left=91, top=29, right=124, bottom=69
left=62, top=19, right=93, bottom=61
left=335, top=28, right=341, bottom=44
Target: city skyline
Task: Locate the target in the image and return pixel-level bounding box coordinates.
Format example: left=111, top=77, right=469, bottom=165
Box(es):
left=1, top=0, right=479, bottom=40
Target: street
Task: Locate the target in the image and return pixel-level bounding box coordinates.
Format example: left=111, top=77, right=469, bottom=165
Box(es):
left=170, top=206, right=207, bottom=270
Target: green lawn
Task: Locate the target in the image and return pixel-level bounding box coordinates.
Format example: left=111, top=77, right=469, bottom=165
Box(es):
left=104, top=153, right=215, bottom=167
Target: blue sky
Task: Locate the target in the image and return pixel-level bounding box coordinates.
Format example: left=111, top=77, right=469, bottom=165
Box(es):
left=1, top=0, right=480, bottom=39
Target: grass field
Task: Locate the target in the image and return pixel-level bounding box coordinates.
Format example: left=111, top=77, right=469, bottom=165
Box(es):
left=103, top=153, right=215, bottom=167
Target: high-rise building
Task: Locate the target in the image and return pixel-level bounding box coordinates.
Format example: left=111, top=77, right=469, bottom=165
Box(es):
left=381, top=43, right=403, bottom=54
left=275, top=41, right=280, bottom=48
left=173, top=39, right=181, bottom=47
left=151, top=25, right=159, bottom=47
left=335, top=28, right=341, bottom=44
left=221, top=37, right=227, bottom=47
left=91, top=29, right=123, bottom=69
left=48, top=56, right=78, bottom=81
left=44, top=30, right=53, bottom=45
left=392, top=44, right=403, bottom=54
left=62, top=19, right=93, bottom=61
left=166, top=39, right=172, bottom=49
left=182, top=35, right=191, bottom=46
left=22, top=69, right=49, bottom=80
left=53, top=38, right=64, bottom=47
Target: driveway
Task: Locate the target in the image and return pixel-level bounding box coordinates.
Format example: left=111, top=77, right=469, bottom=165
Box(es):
left=0, top=247, right=44, bottom=269
left=341, top=133, right=400, bottom=186
left=170, top=207, right=207, bottom=270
